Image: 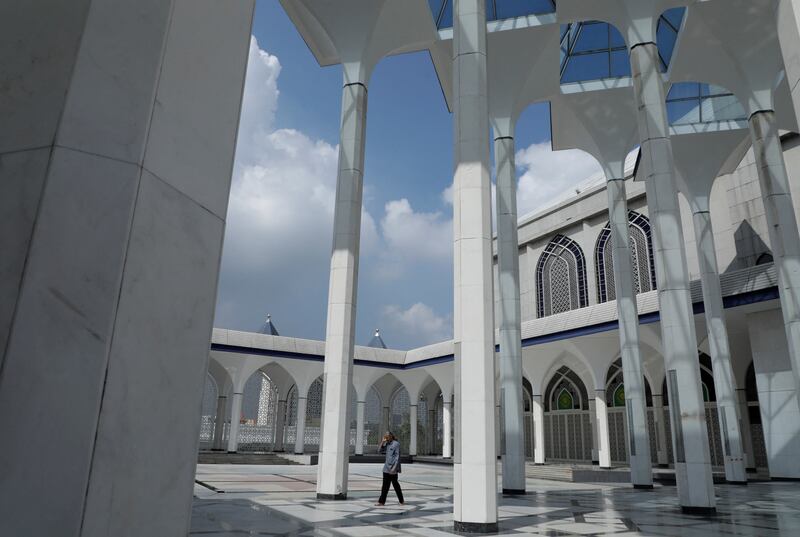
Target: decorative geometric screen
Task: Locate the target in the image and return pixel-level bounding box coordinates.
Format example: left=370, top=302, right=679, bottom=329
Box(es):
left=198, top=374, right=218, bottom=449
left=595, top=211, right=656, bottom=303
left=536, top=234, right=588, bottom=317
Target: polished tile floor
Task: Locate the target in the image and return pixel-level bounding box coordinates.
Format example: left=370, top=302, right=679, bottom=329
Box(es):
left=192, top=463, right=800, bottom=536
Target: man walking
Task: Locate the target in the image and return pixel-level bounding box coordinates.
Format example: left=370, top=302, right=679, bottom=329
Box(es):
left=375, top=432, right=404, bottom=506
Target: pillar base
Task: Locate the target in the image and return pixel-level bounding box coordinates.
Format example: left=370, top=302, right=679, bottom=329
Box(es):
left=454, top=521, right=498, bottom=533
left=633, top=484, right=654, bottom=490
left=502, top=488, right=526, bottom=495
left=316, top=493, right=347, bottom=500
left=681, top=506, right=716, bottom=516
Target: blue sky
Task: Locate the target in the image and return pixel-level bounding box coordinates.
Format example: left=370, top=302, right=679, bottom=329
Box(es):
left=213, top=0, right=603, bottom=349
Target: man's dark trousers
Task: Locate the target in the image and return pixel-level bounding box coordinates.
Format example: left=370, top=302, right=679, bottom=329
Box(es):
left=378, top=472, right=404, bottom=504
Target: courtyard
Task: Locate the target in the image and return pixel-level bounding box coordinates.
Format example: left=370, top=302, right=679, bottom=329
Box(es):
left=191, top=463, right=800, bottom=536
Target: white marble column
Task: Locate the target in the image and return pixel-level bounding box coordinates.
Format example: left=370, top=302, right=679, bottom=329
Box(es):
left=382, top=406, right=391, bottom=435
left=631, top=42, right=715, bottom=512
left=652, top=394, right=670, bottom=467
left=606, top=177, right=654, bottom=487
left=778, top=0, right=800, bottom=127
left=749, top=110, right=800, bottom=408
left=452, top=0, right=497, bottom=530
left=0, top=2, right=253, bottom=534
left=227, top=392, right=244, bottom=453
left=273, top=399, right=287, bottom=452
left=747, top=308, right=800, bottom=478
left=691, top=210, right=748, bottom=483
left=355, top=400, right=366, bottom=456
left=295, top=396, right=308, bottom=455
left=429, top=408, right=436, bottom=455
left=588, top=398, right=600, bottom=464
left=532, top=394, right=546, bottom=464
left=736, top=389, right=757, bottom=469
left=316, top=78, right=368, bottom=500
left=442, top=400, right=453, bottom=458
left=595, top=391, right=612, bottom=468
left=213, top=395, right=228, bottom=451
left=495, top=133, right=526, bottom=494
left=410, top=404, right=418, bottom=456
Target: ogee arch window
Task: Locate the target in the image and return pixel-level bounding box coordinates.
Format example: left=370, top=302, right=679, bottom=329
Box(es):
left=536, top=234, right=588, bottom=317
left=595, top=211, right=657, bottom=303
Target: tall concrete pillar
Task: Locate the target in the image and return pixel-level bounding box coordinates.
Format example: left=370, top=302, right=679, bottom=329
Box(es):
left=749, top=110, right=800, bottom=407
left=595, top=391, right=612, bottom=468
left=778, top=0, right=800, bottom=127
left=227, top=392, right=244, bottom=453
left=736, top=389, right=757, bottom=469
left=0, top=2, right=253, bottom=534
left=213, top=396, right=228, bottom=451
left=295, top=396, right=308, bottom=455
left=410, top=404, right=418, bottom=456
left=228, top=392, right=246, bottom=453
left=452, top=0, right=497, bottom=530
left=495, top=134, right=526, bottom=495
left=691, top=210, right=748, bottom=483
left=747, top=308, right=800, bottom=478
left=316, top=78, right=368, bottom=500
left=532, top=394, right=546, bottom=464
left=355, top=400, right=366, bottom=455
left=630, top=42, right=715, bottom=512
left=429, top=408, right=436, bottom=455
left=442, top=400, right=453, bottom=458
left=588, top=398, right=600, bottom=464
left=382, top=406, right=391, bottom=434
left=273, top=399, right=287, bottom=452
left=606, top=177, right=654, bottom=487
left=652, top=394, right=670, bottom=467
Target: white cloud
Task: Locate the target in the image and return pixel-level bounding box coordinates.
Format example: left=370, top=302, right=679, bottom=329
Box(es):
left=381, top=198, right=452, bottom=263
left=217, top=38, right=379, bottom=334
left=381, top=303, right=452, bottom=347
left=515, top=142, right=604, bottom=218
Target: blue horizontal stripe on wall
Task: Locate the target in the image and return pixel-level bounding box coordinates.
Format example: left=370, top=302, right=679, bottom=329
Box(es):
left=211, top=286, right=779, bottom=367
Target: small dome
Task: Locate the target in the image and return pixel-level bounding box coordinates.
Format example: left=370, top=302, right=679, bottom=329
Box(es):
left=259, top=314, right=280, bottom=336
left=367, top=328, right=387, bottom=349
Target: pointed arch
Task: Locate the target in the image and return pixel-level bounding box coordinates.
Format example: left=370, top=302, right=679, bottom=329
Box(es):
left=595, top=210, right=657, bottom=303
left=536, top=234, right=588, bottom=317
left=604, top=357, right=654, bottom=408
left=544, top=365, right=589, bottom=412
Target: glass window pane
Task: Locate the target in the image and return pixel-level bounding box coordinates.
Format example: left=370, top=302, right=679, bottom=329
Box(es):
left=561, top=52, right=610, bottom=83
left=667, top=82, right=701, bottom=101
left=668, top=99, right=701, bottom=125
left=610, top=49, right=630, bottom=77
left=662, top=7, right=686, bottom=30
left=701, top=83, right=731, bottom=96
left=428, top=0, right=444, bottom=25
left=486, top=0, right=496, bottom=20
left=495, top=0, right=555, bottom=19
left=657, top=22, right=678, bottom=65
left=609, top=25, right=626, bottom=48
left=439, top=0, right=453, bottom=28
left=572, top=22, right=609, bottom=52
left=701, top=95, right=746, bottom=122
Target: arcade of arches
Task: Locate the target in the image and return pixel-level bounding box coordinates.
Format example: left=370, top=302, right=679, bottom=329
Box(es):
left=199, top=355, right=767, bottom=470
